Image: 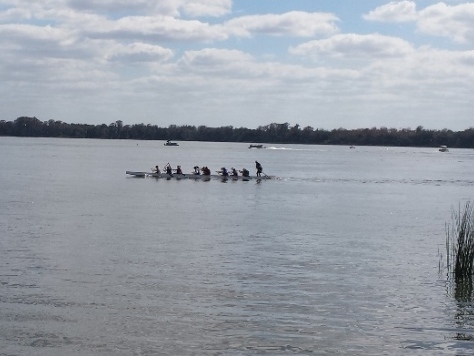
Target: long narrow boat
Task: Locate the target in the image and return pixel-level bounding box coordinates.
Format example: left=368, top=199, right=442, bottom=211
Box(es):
left=126, top=171, right=272, bottom=180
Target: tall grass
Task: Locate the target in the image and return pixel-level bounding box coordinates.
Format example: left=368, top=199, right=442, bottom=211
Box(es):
left=446, top=201, right=474, bottom=279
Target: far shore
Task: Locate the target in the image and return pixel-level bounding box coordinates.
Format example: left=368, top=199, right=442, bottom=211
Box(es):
left=1, top=117, right=473, bottom=149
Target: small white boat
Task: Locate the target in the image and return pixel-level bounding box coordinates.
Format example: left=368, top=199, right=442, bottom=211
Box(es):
left=164, top=140, right=179, bottom=146
left=126, top=171, right=272, bottom=180
left=439, top=145, right=448, bottom=152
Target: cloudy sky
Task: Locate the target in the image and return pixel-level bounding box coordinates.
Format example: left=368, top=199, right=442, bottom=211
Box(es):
left=1, top=0, right=473, bottom=130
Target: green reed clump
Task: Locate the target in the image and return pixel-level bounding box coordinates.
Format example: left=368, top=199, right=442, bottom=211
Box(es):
left=446, top=202, right=474, bottom=279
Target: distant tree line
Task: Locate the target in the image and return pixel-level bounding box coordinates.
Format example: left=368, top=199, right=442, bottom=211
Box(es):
left=1, top=116, right=474, bottom=148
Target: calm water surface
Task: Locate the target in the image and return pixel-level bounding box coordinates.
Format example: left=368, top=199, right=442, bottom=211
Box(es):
left=1, top=137, right=474, bottom=355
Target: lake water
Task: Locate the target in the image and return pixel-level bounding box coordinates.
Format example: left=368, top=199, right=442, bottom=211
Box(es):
left=1, top=137, right=473, bottom=355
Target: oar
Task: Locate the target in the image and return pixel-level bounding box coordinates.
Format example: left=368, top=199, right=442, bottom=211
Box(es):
left=164, top=162, right=173, bottom=176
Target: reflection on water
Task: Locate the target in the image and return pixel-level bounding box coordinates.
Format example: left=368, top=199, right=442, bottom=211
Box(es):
left=447, top=276, right=474, bottom=342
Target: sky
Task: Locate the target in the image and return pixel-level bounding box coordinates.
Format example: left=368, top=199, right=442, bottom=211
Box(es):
left=1, top=0, right=473, bottom=130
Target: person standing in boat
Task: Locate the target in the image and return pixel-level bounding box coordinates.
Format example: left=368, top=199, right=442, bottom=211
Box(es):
left=240, top=168, right=249, bottom=177
left=255, top=161, right=262, bottom=177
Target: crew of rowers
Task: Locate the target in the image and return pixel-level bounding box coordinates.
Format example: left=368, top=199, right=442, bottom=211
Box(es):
left=154, top=163, right=251, bottom=177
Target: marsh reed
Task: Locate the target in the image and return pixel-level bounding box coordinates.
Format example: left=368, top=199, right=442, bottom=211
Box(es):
left=446, top=201, right=474, bottom=279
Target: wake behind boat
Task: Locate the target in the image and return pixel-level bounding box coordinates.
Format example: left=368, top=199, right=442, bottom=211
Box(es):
left=126, top=171, right=272, bottom=180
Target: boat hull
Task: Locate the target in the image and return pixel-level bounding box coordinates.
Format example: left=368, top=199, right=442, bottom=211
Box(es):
left=126, top=171, right=272, bottom=180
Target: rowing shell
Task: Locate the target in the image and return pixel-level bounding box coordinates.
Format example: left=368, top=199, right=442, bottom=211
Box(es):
left=126, top=171, right=272, bottom=180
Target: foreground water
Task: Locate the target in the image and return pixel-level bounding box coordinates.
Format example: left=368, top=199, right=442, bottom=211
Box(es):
left=0, top=137, right=473, bottom=355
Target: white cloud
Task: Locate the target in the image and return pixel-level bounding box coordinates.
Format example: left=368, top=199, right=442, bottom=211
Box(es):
left=176, top=47, right=359, bottom=82
left=0, top=0, right=232, bottom=27
left=180, top=0, right=232, bottom=17
left=0, top=23, right=92, bottom=57
left=180, top=48, right=253, bottom=67
left=101, top=16, right=228, bottom=42
left=364, top=2, right=474, bottom=44
left=418, top=2, right=474, bottom=43
left=66, top=0, right=159, bottom=14
left=290, top=34, right=414, bottom=60
left=0, top=23, right=65, bottom=42
left=364, top=1, right=418, bottom=22
left=225, top=11, right=339, bottom=37
left=107, top=42, right=174, bottom=63
left=66, top=0, right=232, bottom=17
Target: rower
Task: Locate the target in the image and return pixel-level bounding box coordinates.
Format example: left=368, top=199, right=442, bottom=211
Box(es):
left=230, top=167, right=238, bottom=176
left=240, top=168, right=249, bottom=177
left=154, top=165, right=161, bottom=174
left=175, top=165, right=183, bottom=175
left=193, top=166, right=200, bottom=175
left=165, top=164, right=172, bottom=175
left=201, top=166, right=211, bottom=176
left=255, top=161, right=262, bottom=177
left=220, top=167, right=229, bottom=176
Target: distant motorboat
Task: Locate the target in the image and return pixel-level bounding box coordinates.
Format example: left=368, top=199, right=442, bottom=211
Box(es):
left=439, top=145, right=448, bottom=152
left=164, top=140, right=179, bottom=146
left=248, top=144, right=264, bottom=149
